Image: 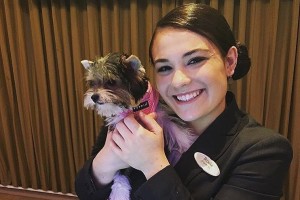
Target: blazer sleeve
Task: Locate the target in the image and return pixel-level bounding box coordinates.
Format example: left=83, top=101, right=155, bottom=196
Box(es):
left=134, top=133, right=292, bottom=200
left=134, top=165, right=193, bottom=200
left=75, top=126, right=112, bottom=200
left=75, top=157, right=113, bottom=200
left=214, top=134, right=293, bottom=200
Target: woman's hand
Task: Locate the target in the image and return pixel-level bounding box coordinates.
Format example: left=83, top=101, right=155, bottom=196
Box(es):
left=111, top=112, right=170, bottom=179
left=92, top=129, right=130, bottom=187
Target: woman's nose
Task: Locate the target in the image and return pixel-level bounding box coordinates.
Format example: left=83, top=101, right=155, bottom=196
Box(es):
left=171, top=69, right=191, bottom=88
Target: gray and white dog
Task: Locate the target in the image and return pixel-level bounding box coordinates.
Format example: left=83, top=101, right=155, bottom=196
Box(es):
left=81, top=52, right=193, bottom=200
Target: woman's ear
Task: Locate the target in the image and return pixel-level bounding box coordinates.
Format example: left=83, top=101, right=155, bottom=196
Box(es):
left=225, top=46, right=238, bottom=77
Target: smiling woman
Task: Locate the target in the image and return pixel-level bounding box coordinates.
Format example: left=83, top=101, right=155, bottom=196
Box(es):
left=75, top=3, right=295, bottom=200
left=151, top=29, right=234, bottom=128
left=0, top=0, right=299, bottom=200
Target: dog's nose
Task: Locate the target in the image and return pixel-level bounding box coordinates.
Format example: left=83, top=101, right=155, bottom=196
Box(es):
left=91, top=94, right=99, bottom=103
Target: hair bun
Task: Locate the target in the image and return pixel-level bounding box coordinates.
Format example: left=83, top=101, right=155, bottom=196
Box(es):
left=233, top=43, right=251, bottom=80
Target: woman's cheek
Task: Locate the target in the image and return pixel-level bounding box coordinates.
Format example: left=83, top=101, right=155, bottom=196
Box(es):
left=155, top=76, right=166, bottom=93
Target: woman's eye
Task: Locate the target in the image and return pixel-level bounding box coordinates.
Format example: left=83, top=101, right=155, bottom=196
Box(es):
left=157, top=66, right=172, bottom=73
left=187, top=57, right=206, bottom=65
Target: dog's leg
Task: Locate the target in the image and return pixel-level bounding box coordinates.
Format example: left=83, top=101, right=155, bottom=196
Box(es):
left=109, top=172, right=131, bottom=200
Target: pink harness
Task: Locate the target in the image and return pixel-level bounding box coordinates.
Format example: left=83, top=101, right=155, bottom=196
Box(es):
left=107, top=82, right=159, bottom=126
left=132, top=82, right=159, bottom=115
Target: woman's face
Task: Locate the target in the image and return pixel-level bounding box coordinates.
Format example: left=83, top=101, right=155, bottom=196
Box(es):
left=151, top=27, right=236, bottom=132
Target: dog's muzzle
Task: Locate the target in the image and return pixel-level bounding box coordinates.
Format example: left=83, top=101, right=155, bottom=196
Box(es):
left=91, top=94, right=103, bottom=104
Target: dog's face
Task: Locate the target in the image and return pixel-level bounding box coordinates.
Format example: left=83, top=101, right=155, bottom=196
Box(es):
left=82, top=52, right=148, bottom=118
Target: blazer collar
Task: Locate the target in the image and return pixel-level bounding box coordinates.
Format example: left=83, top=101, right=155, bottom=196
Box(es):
left=174, top=92, right=246, bottom=182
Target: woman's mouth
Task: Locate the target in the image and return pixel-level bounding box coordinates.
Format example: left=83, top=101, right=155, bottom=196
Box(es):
left=173, top=89, right=204, bottom=102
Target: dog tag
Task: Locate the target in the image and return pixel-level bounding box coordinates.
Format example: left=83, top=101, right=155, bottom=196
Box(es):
left=194, top=152, right=220, bottom=176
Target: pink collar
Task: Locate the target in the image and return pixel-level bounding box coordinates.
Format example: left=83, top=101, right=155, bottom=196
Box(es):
left=106, top=82, right=159, bottom=126
left=132, top=82, right=159, bottom=115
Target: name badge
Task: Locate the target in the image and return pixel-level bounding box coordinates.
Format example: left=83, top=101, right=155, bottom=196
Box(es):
left=194, top=152, right=220, bottom=176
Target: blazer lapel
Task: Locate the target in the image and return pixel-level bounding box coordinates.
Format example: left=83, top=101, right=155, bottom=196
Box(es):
left=174, top=92, right=246, bottom=184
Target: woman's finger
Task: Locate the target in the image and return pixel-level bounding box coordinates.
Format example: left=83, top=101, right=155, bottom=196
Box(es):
left=111, top=129, right=125, bottom=149
left=123, top=114, right=142, bottom=133
left=115, top=120, right=134, bottom=140
left=138, top=112, right=162, bottom=135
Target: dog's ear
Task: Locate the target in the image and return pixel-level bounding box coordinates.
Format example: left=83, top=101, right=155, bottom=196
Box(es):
left=124, top=55, right=146, bottom=74
left=81, top=60, right=94, bottom=70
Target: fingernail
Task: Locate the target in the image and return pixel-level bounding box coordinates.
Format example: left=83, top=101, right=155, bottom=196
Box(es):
left=139, top=111, right=145, bottom=117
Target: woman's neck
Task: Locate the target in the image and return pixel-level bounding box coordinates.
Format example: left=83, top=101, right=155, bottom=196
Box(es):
left=190, top=98, right=226, bottom=135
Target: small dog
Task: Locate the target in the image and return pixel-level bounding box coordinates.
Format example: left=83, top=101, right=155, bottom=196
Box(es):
left=81, top=52, right=193, bottom=200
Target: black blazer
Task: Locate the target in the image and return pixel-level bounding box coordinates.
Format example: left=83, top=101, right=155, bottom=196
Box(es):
left=75, top=92, right=293, bottom=200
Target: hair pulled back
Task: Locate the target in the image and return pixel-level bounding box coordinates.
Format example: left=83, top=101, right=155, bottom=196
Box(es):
left=149, top=3, right=251, bottom=80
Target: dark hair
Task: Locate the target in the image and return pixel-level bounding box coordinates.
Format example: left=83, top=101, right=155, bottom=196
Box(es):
left=149, top=3, right=251, bottom=80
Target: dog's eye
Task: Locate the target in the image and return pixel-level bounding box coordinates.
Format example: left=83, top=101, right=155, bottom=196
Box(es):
left=105, top=79, right=117, bottom=87
left=88, top=80, right=97, bottom=88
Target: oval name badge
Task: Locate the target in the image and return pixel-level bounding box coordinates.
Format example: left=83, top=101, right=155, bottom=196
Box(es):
left=194, top=152, right=220, bottom=176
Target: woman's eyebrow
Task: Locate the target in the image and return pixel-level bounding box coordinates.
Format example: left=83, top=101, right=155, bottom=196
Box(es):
left=153, top=58, right=169, bottom=65
left=154, top=48, right=211, bottom=64
left=183, top=48, right=210, bottom=57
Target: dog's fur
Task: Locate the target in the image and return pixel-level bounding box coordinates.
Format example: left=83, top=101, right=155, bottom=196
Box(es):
left=81, top=52, right=194, bottom=200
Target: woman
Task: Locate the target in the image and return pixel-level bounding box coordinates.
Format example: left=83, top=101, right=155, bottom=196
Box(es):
left=75, top=3, right=292, bottom=200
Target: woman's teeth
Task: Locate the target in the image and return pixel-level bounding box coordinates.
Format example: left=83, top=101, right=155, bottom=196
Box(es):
left=175, top=90, right=202, bottom=102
